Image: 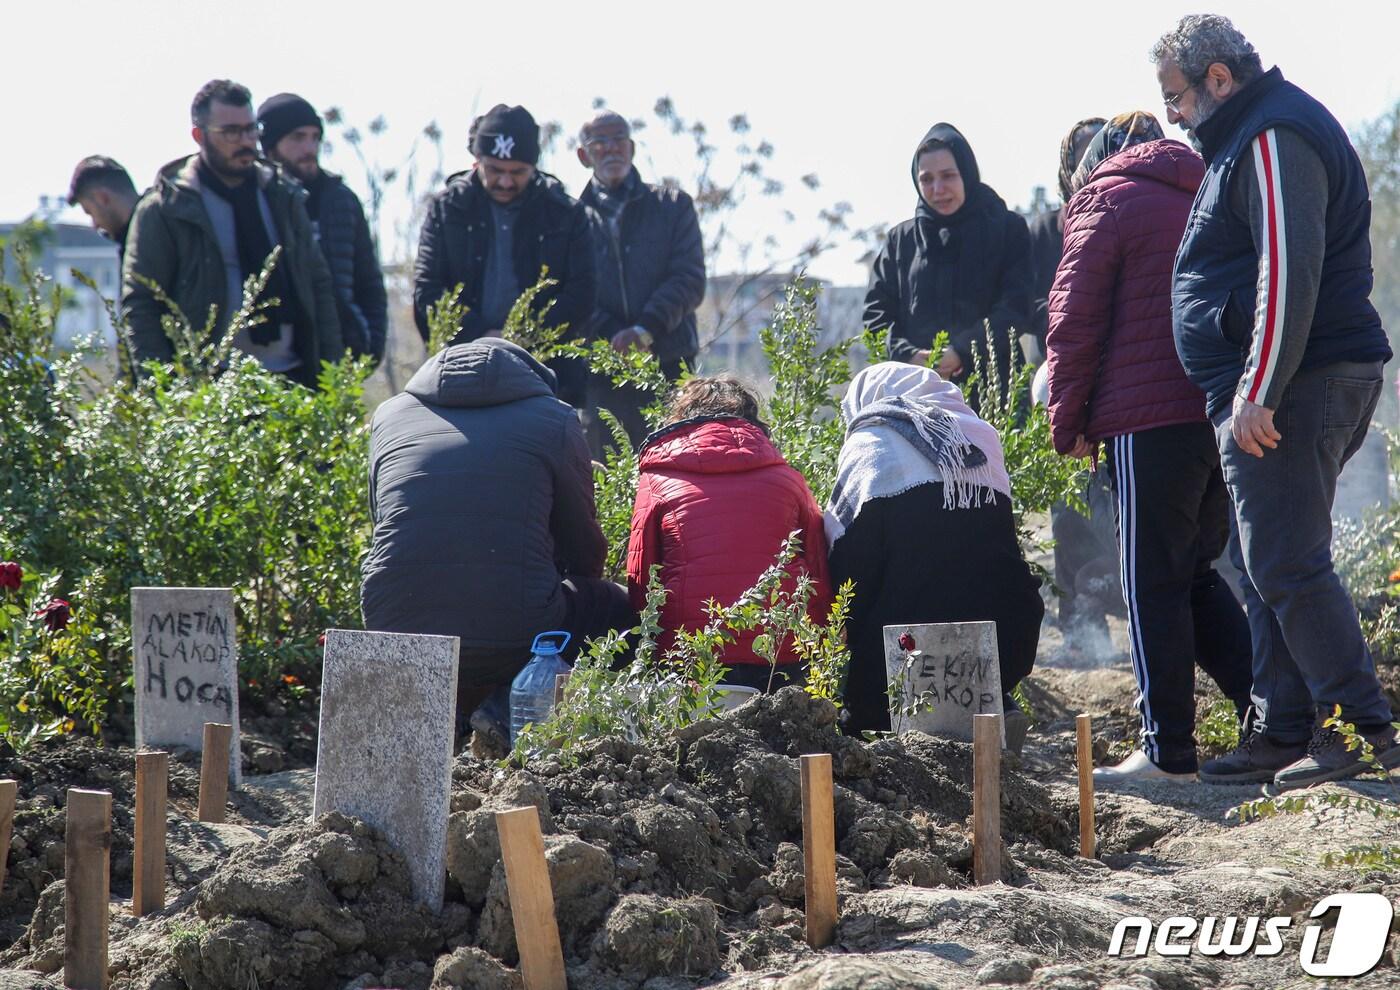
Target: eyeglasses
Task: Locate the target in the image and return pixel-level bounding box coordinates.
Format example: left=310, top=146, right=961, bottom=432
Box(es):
left=204, top=123, right=260, bottom=141
left=1163, top=82, right=1197, bottom=112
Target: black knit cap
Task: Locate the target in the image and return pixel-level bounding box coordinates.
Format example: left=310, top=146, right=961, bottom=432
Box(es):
left=469, top=104, right=540, bottom=165
left=257, top=93, right=323, bottom=153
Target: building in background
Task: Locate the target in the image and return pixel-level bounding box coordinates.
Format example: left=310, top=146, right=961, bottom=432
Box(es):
left=1, top=210, right=120, bottom=350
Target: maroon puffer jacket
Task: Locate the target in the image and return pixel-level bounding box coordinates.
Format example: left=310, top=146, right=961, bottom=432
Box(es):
left=626, top=417, right=832, bottom=666
left=1045, top=140, right=1208, bottom=453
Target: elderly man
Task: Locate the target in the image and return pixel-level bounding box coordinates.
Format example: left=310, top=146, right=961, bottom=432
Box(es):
left=259, top=93, right=388, bottom=364
left=576, top=110, right=705, bottom=451
left=1155, top=14, right=1396, bottom=789
left=413, top=104, right=595, bottom=406
left=122, top=79, right=342, bottom=385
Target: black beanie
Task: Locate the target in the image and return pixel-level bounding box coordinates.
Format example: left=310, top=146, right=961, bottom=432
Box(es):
left=257, top=93, right=323, bottom=153
left=469, top=104, right=540, bottom=165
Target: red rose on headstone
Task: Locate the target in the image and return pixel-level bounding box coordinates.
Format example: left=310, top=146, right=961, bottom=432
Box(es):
left=898, top=631, right=916, bottom=652
left=0, top=562, right=21, bottom=591
left=35, top=598, right=71, bottom=631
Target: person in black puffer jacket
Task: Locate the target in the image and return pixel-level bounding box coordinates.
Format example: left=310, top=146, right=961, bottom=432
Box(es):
left=863, top=123, right=1032, bottom=399
left=412, top=105, right=595, bottom=407
left=259, top=93, right=387, bottom=363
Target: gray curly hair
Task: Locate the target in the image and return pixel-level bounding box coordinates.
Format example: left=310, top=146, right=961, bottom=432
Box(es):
left=1150, top=14, right=1263, bottom=85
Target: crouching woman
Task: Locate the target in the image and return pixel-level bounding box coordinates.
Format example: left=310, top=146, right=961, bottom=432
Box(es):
left=826, top=362, right=1043, bottom=733
left=626, top=376, right=833, bottom=690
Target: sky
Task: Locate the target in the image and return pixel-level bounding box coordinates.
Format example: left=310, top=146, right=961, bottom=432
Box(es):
left=10, top=0, right=1400, bottom=286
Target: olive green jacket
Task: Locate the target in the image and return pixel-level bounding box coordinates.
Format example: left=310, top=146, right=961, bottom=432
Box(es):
left=121, top=155, right=342, bottom=386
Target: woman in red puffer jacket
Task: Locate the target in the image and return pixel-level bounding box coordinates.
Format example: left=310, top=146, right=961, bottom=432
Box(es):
left=626, top=376, right=833, bottom=689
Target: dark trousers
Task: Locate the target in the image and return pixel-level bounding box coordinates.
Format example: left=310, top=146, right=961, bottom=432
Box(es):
left=584, top=357, right=687, bottom=457
left=1106, top=422, right=1254, bottom=772
left=1216, top=360, right=1393, bottom=741
left=455, top=576, right=637, bottom=727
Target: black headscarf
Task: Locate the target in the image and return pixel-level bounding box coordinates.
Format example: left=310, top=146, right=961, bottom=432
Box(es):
left=909, top=122, right=1002, bottom=255
left=197, top=159, right=299, bottom=344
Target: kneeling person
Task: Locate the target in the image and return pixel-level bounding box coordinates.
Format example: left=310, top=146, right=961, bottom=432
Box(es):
left=626, top=377, right=833, bottom=690
left=362, top=338, right=635, bottom=729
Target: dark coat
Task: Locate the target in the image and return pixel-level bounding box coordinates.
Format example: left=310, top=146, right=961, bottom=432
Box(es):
left=627, top=417, right=832, bottom=666
left=361, top=338, right=606, bottom=661
left=863, top=123, right=1032, bottom=384
left=121, top=155, right=342, bottom=387
left=313, top=173, right=388, bottom=363
left=412, top=169, right=595, bottom=346
left=828, top=482, right=1043, bottom=733
left=1027, top=207, right=1063, bottom=346
left=578, top=169, right=706, bottom=363
left=1045, top=140, right=1208, bottom=452
left=1174, top=68, right=1390, bottom=416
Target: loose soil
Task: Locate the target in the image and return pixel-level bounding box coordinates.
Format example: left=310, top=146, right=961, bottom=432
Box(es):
left=2, top=622, right=1398, bottom=989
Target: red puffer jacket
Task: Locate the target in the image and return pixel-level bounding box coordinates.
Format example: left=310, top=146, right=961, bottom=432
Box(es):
left=626, top=417, right=833, bottom=666
left=1045, top=140, right=1208, bottom=453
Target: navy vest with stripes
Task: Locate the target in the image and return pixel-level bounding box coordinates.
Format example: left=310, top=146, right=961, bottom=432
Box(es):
left=1172, top=68, right=1388, bottom=417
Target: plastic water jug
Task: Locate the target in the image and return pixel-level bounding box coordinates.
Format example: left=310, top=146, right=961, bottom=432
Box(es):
left=509, top=631, right=571, bottom=745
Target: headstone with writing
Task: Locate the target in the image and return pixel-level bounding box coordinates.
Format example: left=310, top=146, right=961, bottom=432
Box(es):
left=313, top=629, right=460, bottom=911
left=132, top=587, right=242, bottom=786
left=883, top=621, right=1003, bottom=743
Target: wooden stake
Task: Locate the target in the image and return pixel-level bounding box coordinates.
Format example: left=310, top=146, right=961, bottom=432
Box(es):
left=553, top=671, right=571, bottom=707
left=495, top=807, right=566, bottom=990
left=64, top=788, right=111, bottom=990
left=133, top=752, right=168, bottom=916
left=197, top=722, right=232, bottom=824
left=0, top=779, right=16, bottom=897
left=1076, top=714, right=1096, bottom=858
left=972, top=713, right=1002, bottom=886
left=800, top=753, right=838, bottom=949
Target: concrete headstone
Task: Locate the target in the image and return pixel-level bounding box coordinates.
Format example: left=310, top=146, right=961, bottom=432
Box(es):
left=883, top=621, right=1002, bottom=742
left=132, top=587, right=241, bottom=786
left=313, top=628, right=460, bottom=910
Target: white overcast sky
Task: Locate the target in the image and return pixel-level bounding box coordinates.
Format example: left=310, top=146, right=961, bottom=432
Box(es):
left=8, top=0, right=1400, bottom=285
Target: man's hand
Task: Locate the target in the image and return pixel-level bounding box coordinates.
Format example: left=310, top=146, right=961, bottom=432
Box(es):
left=1066, top=434, right=1093, bottom=459
left=908, top=348, right=933, bottom=366
left=936, top=347, right=963, bottom=379
left=1230, top=395, right=1281, bottom=457
left=610, top=327, right=652, bottom=353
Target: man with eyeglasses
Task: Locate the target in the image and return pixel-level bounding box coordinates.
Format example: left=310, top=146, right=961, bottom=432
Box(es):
left=259, top=92, right=386, bottom=365
left=1154, top=15, right=1397, bottom=790
left=413, top=103, right=595, bottom=407
left=575, top=110, right=705, bottom=453
left=122, top=79, right=342, bottom=386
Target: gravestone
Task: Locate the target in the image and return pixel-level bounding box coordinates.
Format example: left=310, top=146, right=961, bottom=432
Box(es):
left=132, top=588, right=241, bottom=786
left=883, top=621, right=1003, bottom=742
left=313, top=629, right=459, bottom=910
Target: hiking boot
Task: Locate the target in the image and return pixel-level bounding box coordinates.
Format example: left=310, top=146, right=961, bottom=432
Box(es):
left=1092, top=749, right=1195, bottom=785
left=1273, top=722, right=1400, bottom=792
left=1200, top=730, right=1307, bottom=785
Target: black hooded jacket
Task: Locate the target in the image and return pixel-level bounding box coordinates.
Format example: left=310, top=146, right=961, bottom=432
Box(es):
left=361, top=338, right=606, bottom=661
left=863, top=124, right=1032, bottom=384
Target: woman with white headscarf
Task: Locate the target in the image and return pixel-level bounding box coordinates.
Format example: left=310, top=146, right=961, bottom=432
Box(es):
left=825, top=362, right=1044, bottom=734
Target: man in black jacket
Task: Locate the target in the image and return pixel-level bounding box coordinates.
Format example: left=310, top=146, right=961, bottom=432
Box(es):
left=576, top=110, right=706, bottom=452
left=259, top=93, right=386, bottom=364
left=1158, top=14, right=1396, bottom=789
left=362, top=337, right=634, bottom=733
left=413, top=104, right=595, bottom=406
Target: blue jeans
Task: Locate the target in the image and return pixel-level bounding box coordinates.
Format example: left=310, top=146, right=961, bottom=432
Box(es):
left=1214, top=360, right=1393, bottom=741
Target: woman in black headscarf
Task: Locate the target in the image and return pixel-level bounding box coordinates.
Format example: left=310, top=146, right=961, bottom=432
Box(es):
left=863, top=123, right=1032, bottom=399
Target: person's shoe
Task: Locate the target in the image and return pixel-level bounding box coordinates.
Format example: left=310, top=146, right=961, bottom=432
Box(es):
left=1200, top=730, right=1307, bottom=785
left=1272, top=722, right=1400, bottom=792
left=1092, top=749, right=1195, bottom=784
left=1003, top=710, right=1030, bottom=757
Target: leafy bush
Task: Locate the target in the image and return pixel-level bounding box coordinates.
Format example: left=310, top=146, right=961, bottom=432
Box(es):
left=0, top=245, right=371, bottom=750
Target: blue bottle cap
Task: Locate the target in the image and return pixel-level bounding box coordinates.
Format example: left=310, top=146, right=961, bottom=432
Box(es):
left=530, top=631, right=571, bottom=656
